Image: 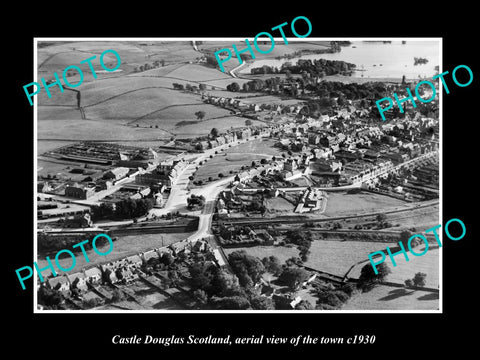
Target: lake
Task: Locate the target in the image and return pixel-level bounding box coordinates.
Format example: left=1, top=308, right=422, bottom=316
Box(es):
left=240, top=40, right=440, bottom=80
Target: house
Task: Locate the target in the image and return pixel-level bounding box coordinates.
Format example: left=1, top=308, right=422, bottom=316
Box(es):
left=116, top=267, right=138, bottom=283
left=103, top=167, right=129, bottom=181
left=63, top=213, right=93, bottom=228
left=46, top=276, right=71, bottom=295
left=284, top=158, right=298, bottom=172
left=102, top=266, right=120, bottom=284
left=68, top=272, right=88, bottom=292
left=65, top=184, right=95, bottom=199
left=125, top=254, right=143, bottom=269
left=84, top=267, right=102, bottom=284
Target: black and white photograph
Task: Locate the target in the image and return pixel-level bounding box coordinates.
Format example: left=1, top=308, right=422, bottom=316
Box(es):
left=32, top=38, right=442, bottom=313
left=7, top=6, right=476, bottom=355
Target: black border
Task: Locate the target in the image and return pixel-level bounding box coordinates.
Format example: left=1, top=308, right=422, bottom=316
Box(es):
left=8, top=6, right=476, bottom=355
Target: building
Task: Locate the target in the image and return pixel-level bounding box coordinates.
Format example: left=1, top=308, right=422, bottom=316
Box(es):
left=84, top=267, right=102, bottom=284
left=103, top=167, right=130, bottom=181
left=68, top=272, right=88, bottom=292
left=64, top=184, right=95, bottom=199
left=46, top=276, right=71, bottom=295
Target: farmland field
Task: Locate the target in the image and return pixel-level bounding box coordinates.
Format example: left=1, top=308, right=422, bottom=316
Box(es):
left=304, top=240, right=398, bottom=277
left=38, top=119, right=172, bottom=142
left=341, top=284, right=439, bottom=310
left=223, top=245, right=299, bottom=265
left=323, top=191, right=408, bottom=216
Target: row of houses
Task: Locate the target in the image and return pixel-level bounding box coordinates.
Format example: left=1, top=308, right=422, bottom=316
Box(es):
left=42, top=238, right=213, bottom=296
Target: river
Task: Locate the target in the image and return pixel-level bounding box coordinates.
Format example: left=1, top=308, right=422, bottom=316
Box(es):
left=239, top=40, right=440, bottom=80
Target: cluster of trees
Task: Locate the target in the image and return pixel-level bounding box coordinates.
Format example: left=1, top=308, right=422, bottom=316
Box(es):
left=133, top=59, right=165, bottom=73
left=187, top=194, right=206, bottom=210
left=189, top=250, right=325, bottom=310
left=405, top=272, right=427, bottom=288
left=188, top=252, right=275, bottom=310
left=250, top=59, right=356, bottom=77
left=172, top=83, right=207, bottom=92
left=315, top=282, right=358, bottom=310
left=284, top=230, right=313, bottom=262
left=358, top=262, right=391, bottom=292
left=91, top=198, right=154, bottom=221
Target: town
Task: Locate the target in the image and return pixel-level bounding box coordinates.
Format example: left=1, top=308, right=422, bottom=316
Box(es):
left=35, top=39, right=440, bottom=311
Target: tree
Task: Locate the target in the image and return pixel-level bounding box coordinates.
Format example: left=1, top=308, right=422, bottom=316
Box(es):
left=250, top=294, right=275, bottom=310
left=278, top=267, right=309, bottom=290
left=210, top=127, right=219, bottom=137
left=376, top=213, right=387, bottom=223
left=412, top=272, right=427, bottom=287
left=199, top=83, right=206, bottom=91
left=211, top=269, right=241, bottom=296
left=213, top=295, right=251, bottom=310
left=193, top=289, right=209, bottom=305
left=160, top=252, right=175, bottom=266
left=295, top=299, right=314, bottom=310
left=195, top=111, right=206, bottom=120
left=399, top=230, right=412, bottom=247
left=358, top=262, right=391, bottom=291
left=227, top=82, right=240, bottom=92
left=245, top=119, right=252, bottom=126
left=189, top=262, right=215, bottom=290
left=262, top=256, right=283, bottom=276
left=228, top=250, right=265, bottom=287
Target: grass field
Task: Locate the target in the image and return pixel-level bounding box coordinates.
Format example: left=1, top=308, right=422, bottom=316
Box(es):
left=38, top=119, right=172, bottom=141
left=264, top=196, right=296, bottom=213
left=223, top=245, right=299, bottom=265
left=323, top=191, right=408, bottom=216
left=305, top=240, right=398, bottom=277
left=341, top=284, right=439, bottom=310
left=193, top=138, right=282, bottom=180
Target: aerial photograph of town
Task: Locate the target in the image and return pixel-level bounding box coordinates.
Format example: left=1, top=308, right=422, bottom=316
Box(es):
left=35, top=39, right=440, bottom=312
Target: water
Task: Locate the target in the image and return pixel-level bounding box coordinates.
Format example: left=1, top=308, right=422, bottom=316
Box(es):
left=240, top=40, right=440, bottom=80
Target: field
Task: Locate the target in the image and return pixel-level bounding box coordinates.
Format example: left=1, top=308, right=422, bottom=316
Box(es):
left=223, top=245, right=299, bottom=265
left=341, top=284, right=439, bottom=310
left=323, top=191, right=408, bottom=216
left=38, top=119, right=172, bottom=142
left=348, top=246, right=440, bottom=287
left=264, top=196, right=296, bottom=213
left=37, top=40, right=310, bottom=142
left=193, top=138, right=283, bottom=181
left=304, top=240, right=398, bottom=277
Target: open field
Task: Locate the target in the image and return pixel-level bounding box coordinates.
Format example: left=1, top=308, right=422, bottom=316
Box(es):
left=38, top=119, right=172, bottom=141
left=348, top=246, right=440, bottom=288
left=305, top=240, right=398, bottom=277
left=323, top=191, right=408, bottom=217
left=223, top=245, right=299, bottom=264
left=264, top=196, right=296, bottom=213
left=341, top=284, right=439, bottom=310
left=135, top=103, right=232, bottom=124
left=193, top=138, right=283, bottom=181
